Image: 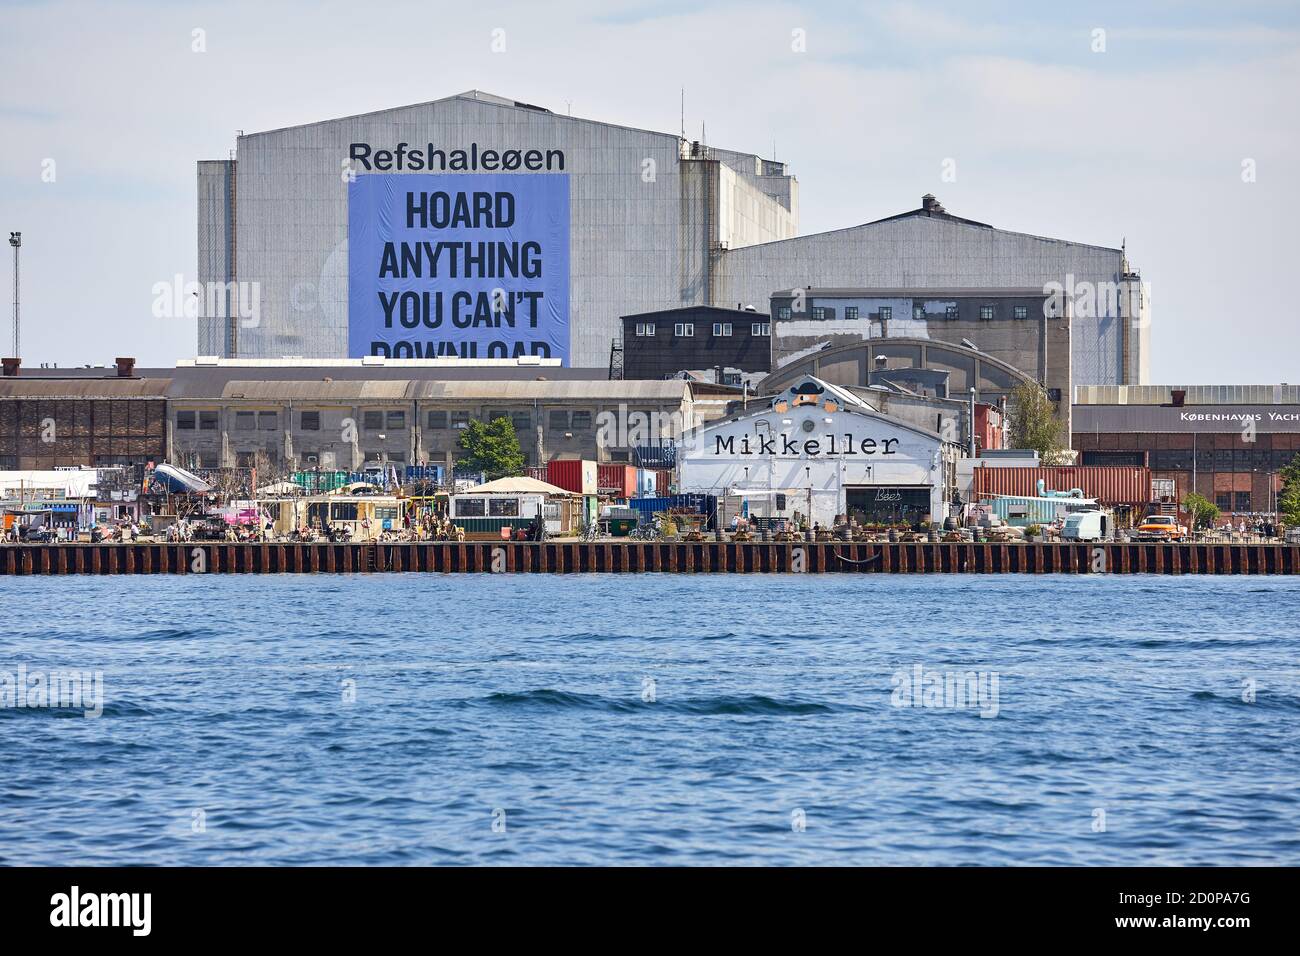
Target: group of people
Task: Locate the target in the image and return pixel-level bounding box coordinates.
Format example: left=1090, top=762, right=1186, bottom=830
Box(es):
left=1217, top=518, right=1284, bottom=539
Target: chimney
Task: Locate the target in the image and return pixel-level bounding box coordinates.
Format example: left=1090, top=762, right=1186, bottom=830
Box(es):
left=1, top=357, right=18, bottom=377
left=115, top=356, right=136, bottom=377
left=921, top=193, right=944, bottom=215
left=874, top=354, right=888, bottom=370
left=1171, top=389, right=1186, bottom=407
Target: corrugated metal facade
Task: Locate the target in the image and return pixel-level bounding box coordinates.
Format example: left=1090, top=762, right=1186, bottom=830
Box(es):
left=716, top=214, right=1136, bottom=387
left=972, top=465, right=1152, bottom=506
left=199, top=91, right=797, bottom=368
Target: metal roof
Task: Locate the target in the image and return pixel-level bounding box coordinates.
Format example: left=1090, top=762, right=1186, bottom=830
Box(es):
left=772, top=287, right=1048, bottom=299
left=207, top=378, right=691, bottom=403
left=0, top=378, right=172, bottom=399
left=1075, top=384, right=1300, bottom=406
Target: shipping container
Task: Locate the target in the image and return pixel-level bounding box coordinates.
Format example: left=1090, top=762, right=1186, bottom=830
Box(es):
left=546, top=459, right=598, bottom=495
left=654, top=468, right=672, bottom=497
left=972, top=466, right=1151, bottom=506
left=625, top=494, right=717, bottom=529
left=986, top=494, right=1097, bottom=527
left=634, top=468, right=657, bottom=497
left=596, top=464, right=638, bottom=499
left=402, top=465, right=445, bottom=485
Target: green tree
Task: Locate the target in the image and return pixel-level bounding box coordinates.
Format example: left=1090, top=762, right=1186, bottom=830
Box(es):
left=1007, top=383, right=1069, bottom=464
left=456, top=417, right=526, bottom=481
left=1182, top=492, right=1219, bottom=531
left=1280, top=452, right=1300, bottom=527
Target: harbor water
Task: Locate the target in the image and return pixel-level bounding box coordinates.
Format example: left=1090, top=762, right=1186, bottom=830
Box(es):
left=1, top=575, right=1297, bottom=865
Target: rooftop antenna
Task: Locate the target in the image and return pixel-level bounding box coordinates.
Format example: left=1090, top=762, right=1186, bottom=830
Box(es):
left=680, top=88, right=685, bottom=141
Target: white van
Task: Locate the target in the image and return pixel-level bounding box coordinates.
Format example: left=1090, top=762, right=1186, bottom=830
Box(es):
left=1061, top=508, right=1109, bottom=542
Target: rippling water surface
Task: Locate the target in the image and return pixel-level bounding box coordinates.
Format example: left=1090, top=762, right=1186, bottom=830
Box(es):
left=1, top=574, right=1297, bottom=865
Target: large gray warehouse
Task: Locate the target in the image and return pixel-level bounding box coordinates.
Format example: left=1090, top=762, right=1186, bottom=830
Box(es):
left=198, top=89, right=1147, bottom=384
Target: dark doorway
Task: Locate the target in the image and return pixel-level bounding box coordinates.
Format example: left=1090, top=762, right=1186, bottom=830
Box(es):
left=845, top=485, right=932, bottom=527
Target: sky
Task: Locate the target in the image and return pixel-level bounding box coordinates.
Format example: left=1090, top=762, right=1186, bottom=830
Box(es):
left=1, top=0, right=1297, bottom=383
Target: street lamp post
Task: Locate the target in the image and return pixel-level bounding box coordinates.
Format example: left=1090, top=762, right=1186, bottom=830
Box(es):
left=7, top=232, right=19, bottom=358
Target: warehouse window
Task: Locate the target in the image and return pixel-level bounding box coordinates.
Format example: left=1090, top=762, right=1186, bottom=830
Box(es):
left=1216, top=493, right=1232, bottom=511
left=235, top=411, right=255, bottom=431
left=199, top=411, right=219, bottom=431
left=811, top=307, right=826, bottom=320
left=549, top=410, right=569, bottom=430
left=451, top=411, right=470, bottom=430
left=385, top=410, right=405, bottom=430
left=914, top=305, right=925, bottom=320
left=363, top=411, right=384, bottom=431
left=1235, top=491, right=1251, bottom=512
left=300, top=411, right=321, bottom=431
left=878, top=306, right=891, bottom=322
left=979, top=305, right=995, bottom=320
left=777, top=306, right=792, bottom=320
left=945, top=306, right=958, bottom=320
left=751, top=323, right=770, bottom=336
left=176, top=411, right=195, bottom=430
left=713, top=323, right=732, bottom=336
left=1014, top=306, right=1029, bottom=320
left=635, top=323, right=655, bottom=336
left=571, top=410, right=593, bottom=430
left=258, top=411, right=278, bottom=431
left=511, top=411, right=531, bottom=432
left=844, top=306, right=859, bottom=320
left=427, top=410, right=448, bottom=429
left=674, top=322, right=694, bottom=337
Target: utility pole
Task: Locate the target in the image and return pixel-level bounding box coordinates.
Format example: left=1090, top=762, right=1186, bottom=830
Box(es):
left=8, top=232, right=19, bottom=358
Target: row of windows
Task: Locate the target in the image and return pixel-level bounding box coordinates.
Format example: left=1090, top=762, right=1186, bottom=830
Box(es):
left=181, top=409, right=627, bottom=434
left=635, top=322, right=770, bottom=337
left=779, top=305, right=1033, bottom=321
left=455, top=497, right=520, bottom=517
left=1148, top=449, right=1298, bottom=470
left=1217, top=492, right=1254, bottom=512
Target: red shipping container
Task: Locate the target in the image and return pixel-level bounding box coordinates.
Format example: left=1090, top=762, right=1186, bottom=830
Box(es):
left=597, top=464, right=637, bottom=498
left=546, top=459, right=597, bottom=494
left=654, top=468, right=671, bottom=497
left=972, top=466, right=1151, bottom=506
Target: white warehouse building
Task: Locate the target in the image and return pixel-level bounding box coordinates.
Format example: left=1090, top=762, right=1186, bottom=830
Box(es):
left=678, top=376, right=961, bottom=529
left=198, top=90, right=1146, bottom=384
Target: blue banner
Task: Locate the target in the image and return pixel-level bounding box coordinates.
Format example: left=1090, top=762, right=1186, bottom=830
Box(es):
left=348, top=173, right=570, bottom=362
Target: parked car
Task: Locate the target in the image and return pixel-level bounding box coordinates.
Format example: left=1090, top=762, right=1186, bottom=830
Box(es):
left=1134, top=514, right=1186, bottom=541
